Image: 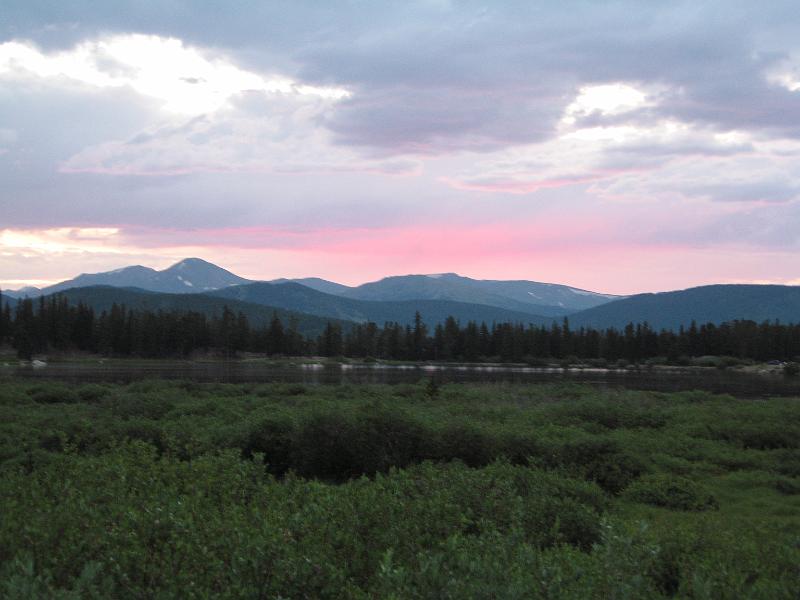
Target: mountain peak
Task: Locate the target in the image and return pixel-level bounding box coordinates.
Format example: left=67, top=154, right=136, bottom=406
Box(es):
left=39, top=257, right=251, bottom=296
left=165, top=257, right=215, bottom=271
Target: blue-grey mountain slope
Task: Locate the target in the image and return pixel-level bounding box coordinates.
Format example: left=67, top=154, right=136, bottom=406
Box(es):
left=42, top=258, right=251, bottom=296
left=339, top=273, right=619, bottom=315
left=6, top=260, right=618, bottom=317
left=50, top=286, right=345, bottom=336
left=208, top=282, right=552, bottom=327
left=568, top=284, right=800, bottom=331
left=2, top=286, right=42, bottom=299
left=269, top=277, right=352, bottom=296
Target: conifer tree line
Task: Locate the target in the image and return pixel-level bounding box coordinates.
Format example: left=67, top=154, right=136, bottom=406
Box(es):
left=2, top=292, right=800, bottom=362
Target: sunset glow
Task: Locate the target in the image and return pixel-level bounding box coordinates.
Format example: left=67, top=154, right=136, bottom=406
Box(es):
left=2, top=2, right=800, bottom=294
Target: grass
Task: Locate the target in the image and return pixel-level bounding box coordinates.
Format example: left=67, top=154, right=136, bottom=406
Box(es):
left=0, top=379, right=798, bottom=598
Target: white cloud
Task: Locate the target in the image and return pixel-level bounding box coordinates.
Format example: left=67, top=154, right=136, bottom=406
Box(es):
left=0, top=34, right=394, bottom=177
left=444, top=115, right=758, bottom=196
left=0, top=227, right=122, bottom=256
left=561, top=83, right=651, bottom=126
left=766, top=55, right=800, bottom=92
left=0, top=128, right=17, bottom=144
left=442, top=76, right=786, bottom=203
left=60, top=90, right=422, bottom=176
left=0, top=34, right=350, bottom=115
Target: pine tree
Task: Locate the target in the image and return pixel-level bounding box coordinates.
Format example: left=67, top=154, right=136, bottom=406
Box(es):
left=0, top=289, right=8, bottom=344
left=412, top=311, right=427, bottom=360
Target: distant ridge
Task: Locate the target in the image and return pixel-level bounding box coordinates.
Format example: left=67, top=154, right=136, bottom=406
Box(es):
left=36, top=258, right=251, bottom=296
left=4, top=259, right=620, bottom=317
left=567, top=284, right=800, bottom=330
left=17, top=259, right=800, bottom=332
left=338, top=273, right=619, bottom=315
left=210, top=281, right=552, bottom=327
left=269, top=277, right=353, bottom=296
left=1, top=286, right=41, bottom=300
left=48, top=286, right=346, bottom=337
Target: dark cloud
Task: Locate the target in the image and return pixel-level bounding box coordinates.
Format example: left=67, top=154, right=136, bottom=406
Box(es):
left=4, top=1, right=800, bottom=155
left=638, top=200, right=800, bottom=249
left=4, top=0, right=800, bottom=255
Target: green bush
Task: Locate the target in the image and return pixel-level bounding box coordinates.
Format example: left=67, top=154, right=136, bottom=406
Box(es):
left=428, top=423, right=497, bottom=468
left=242, top=414, right=296, bottom=475
left=27, top=384, right=79, bottom=404
left=538, top=436, right=646, bottom=494
left=0, top=445, right=608, bottom=597
left=106, top=393, right=175, bottom=421
left=76, top=384, right=111, bottom=403
left=2, top=380, right=800, bottom=597
left=623, top=474, right=719, bottom=511
left=774, top=476, right=800, bottom=495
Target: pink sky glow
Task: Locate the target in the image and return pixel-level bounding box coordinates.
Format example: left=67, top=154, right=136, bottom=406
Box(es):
left=2, top=6, right=800, bottom=294
left=2, top=223, right=799, bottom=296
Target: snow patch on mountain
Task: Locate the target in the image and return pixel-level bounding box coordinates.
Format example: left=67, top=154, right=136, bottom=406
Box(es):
left=568, top=287, right=616, bottom=298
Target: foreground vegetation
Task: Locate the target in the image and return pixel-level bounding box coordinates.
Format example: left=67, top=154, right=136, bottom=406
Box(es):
left=1, top=379, right=799, bottom=598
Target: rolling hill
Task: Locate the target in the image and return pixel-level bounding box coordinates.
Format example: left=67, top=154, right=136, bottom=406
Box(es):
left=338, top=273, right=619, bottom=315
left=1, top=286, right=41, bottom=300
left=568, top=284, right=800, bottom=330
left=208, top=282, right=552, bottom=327
left=50, top=286, right=348, bottom=337
left=269, top=277, right=353, bottom=296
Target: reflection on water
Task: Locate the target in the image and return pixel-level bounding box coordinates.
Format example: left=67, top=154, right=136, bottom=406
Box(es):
left=2, top=361, right=800, bottom=398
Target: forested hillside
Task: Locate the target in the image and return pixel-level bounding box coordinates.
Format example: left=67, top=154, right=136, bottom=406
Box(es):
left=570, top=285, right=800, bottom=330
left=3, top=293, right=800, bottom=363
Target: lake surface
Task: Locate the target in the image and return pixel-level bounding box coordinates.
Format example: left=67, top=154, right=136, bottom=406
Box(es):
left=3, top=361, right=800, bottom=398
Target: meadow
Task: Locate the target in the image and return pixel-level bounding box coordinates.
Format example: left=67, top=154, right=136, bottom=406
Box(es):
left=1, top=378, right=799, bottom=598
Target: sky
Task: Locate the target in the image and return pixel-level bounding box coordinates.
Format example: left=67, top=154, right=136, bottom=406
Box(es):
left=2, top=1, right=800, bottom=294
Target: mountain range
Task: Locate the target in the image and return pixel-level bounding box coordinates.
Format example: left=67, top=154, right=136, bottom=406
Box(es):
left=5, top=258, right=249, bottom=298
left=2, top=260, right=616, bottom=314
left=568, top=285, right=800, bottom=331
left=50, top=286, right=343, bottom=337
left=3, top=258, right=800, bottom=331
left=209, top=282, right=551, bottom=327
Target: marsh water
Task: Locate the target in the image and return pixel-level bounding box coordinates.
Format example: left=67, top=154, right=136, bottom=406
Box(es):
left=3, top=360, right=800, bottom=398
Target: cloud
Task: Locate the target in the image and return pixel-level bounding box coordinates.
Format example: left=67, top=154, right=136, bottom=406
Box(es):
left=592, top=148, right=800, bottom=204
left=442, top=173, right=611, bottom=195
left=59, top=91, right=421, bottom=176
left=0, top=35, right=349, bottom=115
left=0, top=227, right=122, bottom=256
left=4, top=2, right=800, bottom=153
left=0, top=128, right=17, bottom=144
left=3, top=2, right=800, bottom=291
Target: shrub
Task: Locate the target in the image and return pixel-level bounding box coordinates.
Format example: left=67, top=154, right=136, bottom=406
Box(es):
left=428, top=423, right=497, bottom=468
left=706, top=422, right=800, bottom=450
left=692, top=355, right=723, bottom=368
left=772, top=449, right=800, bottom=477
left=538, top=436, right=646, bottom=494
left=76, top=384, right=111, bottom=403
left=522, top=355, right=551, bottom=367
left=26, top=385, right=79, bottom=404
left=774, top=476, right=800, bottom=495
left=351, top=407, right=426, bottom=473
left=290, top=411, right=362, bottom=480
left=106, top=394, right=175, bottom=421
left=623, top=474, right=718, bottom=511
left=242, top=415, right=296, bottom=475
